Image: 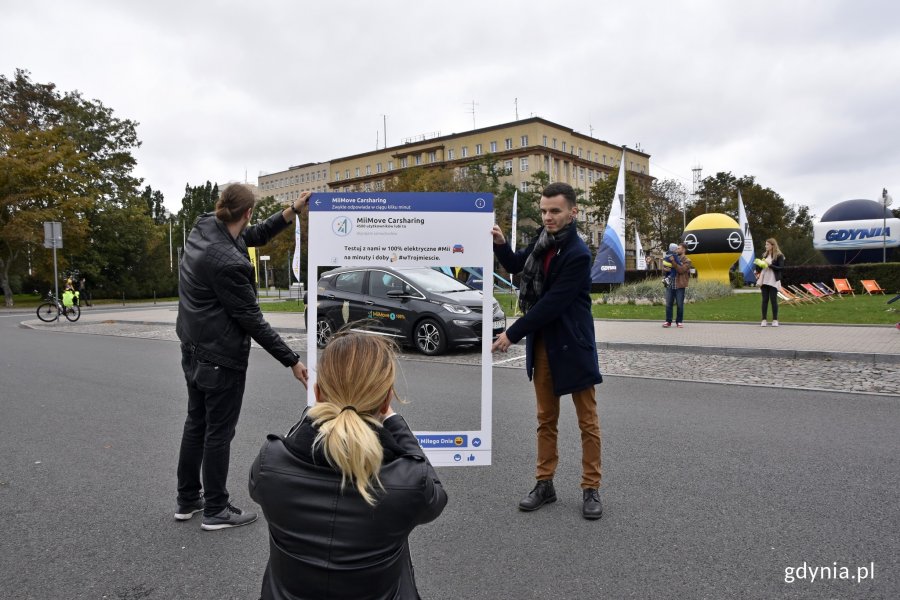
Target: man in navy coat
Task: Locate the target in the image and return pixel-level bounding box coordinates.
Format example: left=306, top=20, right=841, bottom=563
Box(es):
left=492, top=182, right=604, bottom=520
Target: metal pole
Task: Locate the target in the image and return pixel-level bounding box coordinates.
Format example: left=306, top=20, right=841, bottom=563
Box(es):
left=883, top=188, right=888, bottom=263
left=52, top=242, right=59, bottom=306
left=169, top=219, right=173, bottom=271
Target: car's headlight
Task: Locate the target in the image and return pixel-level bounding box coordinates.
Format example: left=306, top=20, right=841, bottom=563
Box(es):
left=441, top=303, right=472, bottom=314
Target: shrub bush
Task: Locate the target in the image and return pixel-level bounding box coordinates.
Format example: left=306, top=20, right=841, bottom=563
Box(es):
left=596, top=278, right=732, bottom=306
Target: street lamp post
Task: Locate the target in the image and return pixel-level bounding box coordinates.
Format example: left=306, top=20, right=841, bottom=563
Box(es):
left=883, top=188, right=890, bottom=263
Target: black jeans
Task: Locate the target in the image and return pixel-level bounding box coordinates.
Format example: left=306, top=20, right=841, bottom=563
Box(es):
left=177, top=346, right=247, bottom=516
left=761, top=284, right=779, bottom=320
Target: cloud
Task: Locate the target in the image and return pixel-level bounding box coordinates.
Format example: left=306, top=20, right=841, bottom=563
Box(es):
left=2, top=0, right=898, bottom=220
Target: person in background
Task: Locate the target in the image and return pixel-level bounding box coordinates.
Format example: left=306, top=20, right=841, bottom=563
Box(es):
left=250, top=332, right=447, bottom=600
left=663, top=243, right=692, bottom=328
left=756, top=238, right=785, bottom=327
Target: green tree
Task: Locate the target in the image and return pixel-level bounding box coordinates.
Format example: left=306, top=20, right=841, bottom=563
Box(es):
left=179, top=181, right=219, bottom=229
left=689, top=171, right=819, bottom=264
left=1, top=69, right=141, bottom=306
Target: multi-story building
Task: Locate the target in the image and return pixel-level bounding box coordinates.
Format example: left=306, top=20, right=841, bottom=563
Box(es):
left=326, top=116, right=649, bottom=195
left=260, top=117, right=652, bottom=262
left=258, top=161, right=331, bottom=204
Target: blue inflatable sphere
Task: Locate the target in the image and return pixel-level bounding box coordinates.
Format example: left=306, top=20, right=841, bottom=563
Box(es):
left=815, top=199, right=896, bottom=264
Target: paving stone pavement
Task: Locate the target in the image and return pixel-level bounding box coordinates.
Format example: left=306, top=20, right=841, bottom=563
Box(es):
left=20, top=306, right=900, bottom=396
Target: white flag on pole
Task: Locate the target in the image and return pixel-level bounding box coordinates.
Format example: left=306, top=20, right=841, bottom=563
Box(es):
left=737, top=190, right=756, bottom=284
left=291, top=214, right=302, bottom=282
left=511, top=190, right=519, bottom=252
left=635, top=227, right=646, bottom=270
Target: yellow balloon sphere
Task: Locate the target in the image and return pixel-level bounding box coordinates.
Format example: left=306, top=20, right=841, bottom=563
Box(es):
left=681, top=213, right=744, bottom=284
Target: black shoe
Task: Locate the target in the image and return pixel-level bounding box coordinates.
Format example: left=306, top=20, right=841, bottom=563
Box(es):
left=200, top=503, right=258, bottom=531
left=174, top=497, right=204, bottom=521
left=518, top=480, right=556, bottom=511
left=582, top=488, right=603, bottom=520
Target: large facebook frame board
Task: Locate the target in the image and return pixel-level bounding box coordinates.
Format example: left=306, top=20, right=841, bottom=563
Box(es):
left=306, top=192, right=493, bottom=466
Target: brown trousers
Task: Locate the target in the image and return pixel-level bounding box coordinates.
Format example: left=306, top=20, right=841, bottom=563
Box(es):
left=533, top=336, right=602, bottom=489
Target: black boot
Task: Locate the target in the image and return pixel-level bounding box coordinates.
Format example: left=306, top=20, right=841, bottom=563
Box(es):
left=582, top=488, right=603, bottom=520
left=518, top=480, right=556, bottom=511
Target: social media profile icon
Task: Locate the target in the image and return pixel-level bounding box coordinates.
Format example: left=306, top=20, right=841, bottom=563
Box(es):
left=332, top=216, right=352, bottom=236
left=453, top=454, right=462, bottom=462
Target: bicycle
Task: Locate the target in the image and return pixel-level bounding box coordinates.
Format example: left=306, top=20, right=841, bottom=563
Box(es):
left=36, top=290, right=81, bottom=323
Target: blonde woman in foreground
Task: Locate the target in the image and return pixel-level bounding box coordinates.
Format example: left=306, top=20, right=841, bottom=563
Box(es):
left=250, top=332, right=448, bottom=600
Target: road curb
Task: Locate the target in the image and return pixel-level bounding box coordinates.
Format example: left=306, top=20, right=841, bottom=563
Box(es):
left=598, top=341, right=900, bottom=365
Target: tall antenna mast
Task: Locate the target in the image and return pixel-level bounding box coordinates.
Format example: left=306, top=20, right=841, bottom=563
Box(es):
left=691, top=164, right=703, bottom=226
left=466, top=100, right=479, bottom=129
left=382, top=114, right=387, bottom=148
left=515, top=98, right=518, bottom=120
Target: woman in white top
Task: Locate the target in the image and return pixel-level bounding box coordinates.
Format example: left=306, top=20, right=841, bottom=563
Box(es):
left=756, top=238, right=785, bottom=327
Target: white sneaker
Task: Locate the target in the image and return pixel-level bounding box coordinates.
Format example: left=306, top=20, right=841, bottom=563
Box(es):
left=772, top=320, right=779, bottom=327
left=760, top=320, right=767, bottom=327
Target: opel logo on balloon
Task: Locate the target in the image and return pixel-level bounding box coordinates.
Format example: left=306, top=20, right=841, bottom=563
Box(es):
left=683, top=234, right=698, bottom=252
left=727, top=231, right=743, bottom=250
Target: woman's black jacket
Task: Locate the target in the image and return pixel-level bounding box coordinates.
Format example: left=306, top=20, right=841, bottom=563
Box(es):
left=249, top=414, right=448, bottom=600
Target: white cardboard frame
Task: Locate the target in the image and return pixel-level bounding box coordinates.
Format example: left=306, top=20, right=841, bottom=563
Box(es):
left=306, top=192, right=493, bottom=466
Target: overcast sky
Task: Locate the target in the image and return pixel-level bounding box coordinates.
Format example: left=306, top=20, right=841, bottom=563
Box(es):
left=3, top=0, right=898, bottom=219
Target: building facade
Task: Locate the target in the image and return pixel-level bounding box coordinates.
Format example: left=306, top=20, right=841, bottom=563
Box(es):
left=258, top=161, right=331, bottom=204
left=259, top=117, right=653, bottom=264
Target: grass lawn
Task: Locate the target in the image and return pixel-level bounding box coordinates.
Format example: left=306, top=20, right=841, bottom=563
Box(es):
left=9, top=291, right=893, bottom=325
left=494, top=291, right=898, bottom=325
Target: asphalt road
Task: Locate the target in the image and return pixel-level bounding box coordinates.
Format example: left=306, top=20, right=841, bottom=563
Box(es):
left=1, top=314, right=897, bottom=599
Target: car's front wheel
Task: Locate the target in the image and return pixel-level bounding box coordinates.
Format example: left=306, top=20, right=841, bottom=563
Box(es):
left=414, top=318, right=447, bottom=356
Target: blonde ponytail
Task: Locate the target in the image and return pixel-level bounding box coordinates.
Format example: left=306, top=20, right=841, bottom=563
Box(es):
left=308, top=333, right=398, bottom=505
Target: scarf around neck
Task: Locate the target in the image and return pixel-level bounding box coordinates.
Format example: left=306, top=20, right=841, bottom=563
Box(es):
left=518, top=221, right=576, bottom=313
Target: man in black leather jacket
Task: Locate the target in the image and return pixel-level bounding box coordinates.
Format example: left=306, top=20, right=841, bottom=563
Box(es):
left=174, top=184, right=309, bottom=530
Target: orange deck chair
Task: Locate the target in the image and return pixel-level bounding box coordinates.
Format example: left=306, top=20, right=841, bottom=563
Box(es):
left=832, top=278, right=854, bottom=296
left=778, top=287, right=808, bottom=305
left=861, top=280, right=886, bottom=295
left=788, top=284, right=823, bottom=302
left=802, top=283, right=834, bottom=300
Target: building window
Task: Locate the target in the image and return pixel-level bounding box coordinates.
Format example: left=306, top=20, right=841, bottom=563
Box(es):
left=520, top=181, right=528, bottom=192
left=490, top=141, right=497, bottom=152
left=334, top=171, right=340, bottom=181
left=365, top=165, right=372, bottom=175
left=552, top=138, right=557, bottom=149
left=345, top=169, right=350, bottom=179
left=355, top=167, right=360, bottom=177
left=578, top=148, right=583, bottom=158
left=388, top=160, right=394, bottom=171
left=475, top=144, right=483, bottom=155
left=428, top=151, right=436, bottom=163
left=562, top=141, right=567, bottom=152
left=521, top=135, right=528, bottom=147
left=505, top=138, right=513, bottom=150
left=579, top=167, right=585, bottom=181
left=542, top=135, right=548, bottom=146
left=376, top=163, right=383, bottom=173
left=520, top=157, right=529, bottom=172
left=414, top=154, right=422, bottom=165
left=503, top=159, right=513, bottom=173
left=363, top=183, right=371, bottom=192
left=400, top=157, right=408, bottom=168
left=459, top=166, right=468, bottom=176
left=461, top=146, right=468, bottom=158
left=602, top=155, right=606, bottom=165
left=447, top=149, right=455, bottom=160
